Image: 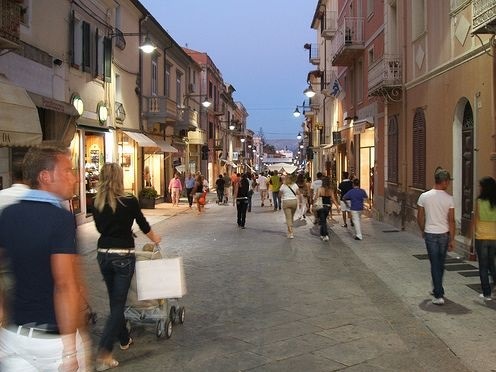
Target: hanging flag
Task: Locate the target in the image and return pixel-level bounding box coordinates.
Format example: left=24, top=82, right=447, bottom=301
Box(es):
left=331, top=79, right=341, bottom=97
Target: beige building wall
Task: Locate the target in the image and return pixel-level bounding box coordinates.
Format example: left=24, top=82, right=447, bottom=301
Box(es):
left=398, top=1, right=494, bottom=254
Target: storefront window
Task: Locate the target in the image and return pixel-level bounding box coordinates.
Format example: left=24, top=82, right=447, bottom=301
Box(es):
left=143, top=151, right=164, bottom=196
left=84, top=133, right=105, bottom=213
left=118, top=132, right=136, bottom=195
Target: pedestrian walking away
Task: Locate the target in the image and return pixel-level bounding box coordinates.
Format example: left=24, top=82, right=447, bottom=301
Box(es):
left=343, top=178, right=368, bottom=241
left=417, top=167, right=455, bottom=305
left=338, top=171, right=354, bottom=228
left=235, top=173, right=250, bottom=228
left=472, top=176, right=496, bottom=301
left=184, top=173, right=196, bottom=208
left=315, top=176, right=340, bottom=241
left=270, top=172, right=283, bottom=211
left=93, top=163, right=161, bottom=370
left=257, top=173, right=268, bottom=207
left=215, top=174, right=225, bottom=204
left=279, top=174, right=299, bottom=238
left=0, top=143, right=91, bottom=372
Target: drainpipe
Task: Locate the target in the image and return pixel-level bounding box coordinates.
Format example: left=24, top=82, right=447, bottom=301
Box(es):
left=400, top=1, right=408, bottom=230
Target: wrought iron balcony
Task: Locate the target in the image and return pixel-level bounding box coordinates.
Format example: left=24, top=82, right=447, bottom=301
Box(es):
left=176, top=107, right=199, bottom=131
left=142, top=96, right=177, bottom=123
left=0, top=0, right=21, bottom=49
left=368, top=55, right=402, bottom=100
left=213, top=138, right=223, bottom=150
left=321, top=10, right=338, bottom=39
left=304, top=43, right=320, bottom=65
left=331, top=17, right=364, bottom=66
left=472, top=0, right=496, bottom=34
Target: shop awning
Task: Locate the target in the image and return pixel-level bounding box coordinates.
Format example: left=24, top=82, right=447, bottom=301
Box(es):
left=123, top=131, right=157, bottom=147
left=150, top=137, right=178, bottom=153
left=353, top=117, right=374, bottom=134
left=0, top=77, right=42, bottom=147
left=28, top=92, right=79, bottom=117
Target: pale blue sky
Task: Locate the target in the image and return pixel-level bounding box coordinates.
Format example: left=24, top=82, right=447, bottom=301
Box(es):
left=139, top=1, right=315, bottom=140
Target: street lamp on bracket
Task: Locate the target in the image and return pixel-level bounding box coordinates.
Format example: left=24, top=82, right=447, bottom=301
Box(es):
left=183, top=93, right=212, bottom=108
left=109, top=29, right=157, bottom=53
left=293, top=102, right=312, bottom=118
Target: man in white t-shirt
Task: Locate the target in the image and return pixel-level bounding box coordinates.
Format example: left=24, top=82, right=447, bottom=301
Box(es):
left=417, top=168, right=455, bottom=306
left=257, top=173, right=268, bottom=207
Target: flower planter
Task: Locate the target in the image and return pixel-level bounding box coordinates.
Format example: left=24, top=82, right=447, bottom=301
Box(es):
left=139, top=197, right=156, bottom=209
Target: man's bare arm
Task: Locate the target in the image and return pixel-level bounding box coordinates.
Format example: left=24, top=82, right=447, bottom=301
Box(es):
left=417, top=206, right=425, bottom=233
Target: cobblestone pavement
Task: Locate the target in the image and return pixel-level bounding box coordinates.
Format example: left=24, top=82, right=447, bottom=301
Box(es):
left=77, top=194, right=495, bottom=372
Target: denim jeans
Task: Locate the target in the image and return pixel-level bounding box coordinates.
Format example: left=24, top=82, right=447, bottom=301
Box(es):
left=317, top=207, right=330, bottom=236
left=217, top=189, right=224, bottom=204
left=97, top=253, right=135, bottom=352
left=272, top=191, right=281, bottom=210
left=475, top=239, right=496, bottom=296
left=424, top=232, right=449, bottom=298
left=186, top=187, right=194, bottom=207
left=236, top=198, right=248, bottom=227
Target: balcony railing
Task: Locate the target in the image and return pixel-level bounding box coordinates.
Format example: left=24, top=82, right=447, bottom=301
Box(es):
left=368, top=55, right=402, bottom=96
left=472, top=0, right=496, bottom=34
left=331, top=17, right=364, bottom=66
left=142, top=96, right=177, bottom=122
left=0, top=0, right=21, bottom=49
left=321, top=10, right=338, bottom=39
left=176, top=107, right=199, bottom=131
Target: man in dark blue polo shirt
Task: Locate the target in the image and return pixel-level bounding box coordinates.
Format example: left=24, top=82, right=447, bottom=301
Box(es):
left=0, top=144, right=89, bottom=371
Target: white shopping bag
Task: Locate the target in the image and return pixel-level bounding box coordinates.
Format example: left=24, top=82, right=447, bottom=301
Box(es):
left=135, top=257, right=187, bottom=300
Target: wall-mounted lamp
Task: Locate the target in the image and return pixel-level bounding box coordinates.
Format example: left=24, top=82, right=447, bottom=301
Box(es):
left=53, top=58, right=63, bottom=66
left=97, top=102, right=108, bottom=125
left=184, top=93, right=211, bottom=108
left=240, top=137, right=246, bottom=143
left=296, top=132, right=302, bottom=140
left=303, top=84, right=316, bottom=98
left=71, top=94, right=84, bottom=116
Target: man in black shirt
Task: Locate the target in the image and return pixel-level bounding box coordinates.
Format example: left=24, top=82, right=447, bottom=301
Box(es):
left=215, top=174, right=226, bottom=204
left=338, top=171, right=354, bottom=228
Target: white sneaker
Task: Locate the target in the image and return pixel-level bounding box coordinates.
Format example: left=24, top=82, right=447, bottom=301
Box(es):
left=479, top=293, right=492, bottom=301
left=432, top=297, right=445, bottom=305
left=320, top=236, right=324, bottom=240
left=323, top=235, right=329, bottom=241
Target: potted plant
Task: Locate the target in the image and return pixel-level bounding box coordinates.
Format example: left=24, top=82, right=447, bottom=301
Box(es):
left=139, top=187, right=158, bottom=209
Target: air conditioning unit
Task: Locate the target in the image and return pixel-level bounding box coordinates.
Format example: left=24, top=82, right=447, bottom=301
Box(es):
left=188, top=83, right=196, bottom=93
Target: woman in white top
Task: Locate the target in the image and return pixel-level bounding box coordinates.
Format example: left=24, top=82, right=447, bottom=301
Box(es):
left=279, top=174, right=299, bottom=238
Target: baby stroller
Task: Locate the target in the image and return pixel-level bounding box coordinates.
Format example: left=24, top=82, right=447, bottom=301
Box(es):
left=124, top=244, right=185, bottom=339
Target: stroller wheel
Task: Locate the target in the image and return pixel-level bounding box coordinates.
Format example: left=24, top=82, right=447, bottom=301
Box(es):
left=169, top=306, right=177, bottom=323
left=178, top=307, right=186, bottom=324
left=156, top=319, right=173, bottom=339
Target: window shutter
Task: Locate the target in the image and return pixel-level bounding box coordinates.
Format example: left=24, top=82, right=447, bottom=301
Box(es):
left=70, top=11, right=75, bottom=66
left=412, top=108, right=426, bottom=189
left=387, top=115, right=399, bottom=183
left=82, top=21, right=91, bottom=72
left=104, top=37, right=112, bottom=82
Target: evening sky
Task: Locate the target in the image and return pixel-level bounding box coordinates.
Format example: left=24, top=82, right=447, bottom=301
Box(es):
left=139, top=0, right=315, bottom=141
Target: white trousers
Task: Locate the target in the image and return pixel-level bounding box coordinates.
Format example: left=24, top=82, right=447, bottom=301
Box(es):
left=0, top=327, right=87, bottom=371
left=351, top=210, right=362, bottom=239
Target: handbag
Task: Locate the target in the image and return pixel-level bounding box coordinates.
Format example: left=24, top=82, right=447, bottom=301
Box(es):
left=135, top=256, right=187, bottom=300
left=198, top=190, right=207, bottom=205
